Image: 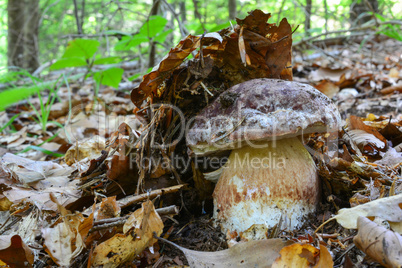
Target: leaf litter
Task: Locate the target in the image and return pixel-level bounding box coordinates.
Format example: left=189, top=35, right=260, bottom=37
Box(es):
left=0, top=8, right=401, bottom=267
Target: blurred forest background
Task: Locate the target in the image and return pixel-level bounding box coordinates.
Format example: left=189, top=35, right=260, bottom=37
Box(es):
left=0, top=0, right=401, bottom=109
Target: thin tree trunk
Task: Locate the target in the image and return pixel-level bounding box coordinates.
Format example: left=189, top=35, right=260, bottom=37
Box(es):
left=73, top=0, right=83, bottom=34
left=304, top=0, right=312, bottom=36
left=7, top=0, right=40, bottom=73
left=148, top=0, right=160, bottom=68
left=229, top=0, right=237, bottom=20
left=179, top=0, right=186, bottom=23
left=323, top=0, right=328, bottom=32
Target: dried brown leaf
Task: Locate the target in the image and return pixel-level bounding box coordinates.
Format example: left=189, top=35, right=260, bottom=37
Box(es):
left=91, top=200, right=163, bottom=267
left=354, top=216, right=402, bottom=268
left=272, top=243, right=333, bottom=268
left=131, top=35, right=201, bottom=107
left=0, top=235, right=34, bottom=267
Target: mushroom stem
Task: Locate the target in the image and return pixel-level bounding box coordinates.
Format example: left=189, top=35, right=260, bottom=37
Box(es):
left=213, top=137, right=319, bottom=235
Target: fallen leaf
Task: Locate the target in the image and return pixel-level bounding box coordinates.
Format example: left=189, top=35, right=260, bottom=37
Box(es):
left=331, top=194, right=402, bottom=230
left=158, top=237, right=293, bottom=268
left=131, top=35, right=201, bottom=107
left=354, top=216, right=402, bottom=268
left=97, top=196, right=121, bottom=220
left=272, top=243, right=333, bottom=268
left=91, top=200, right=163, bottom=267
left=64, top=135, right=106, bottom=166
left=0, top=235, right=34, bottom=267
left=314, top=80, right=340, bottom=98
left=1, top=153, right=65, bottom=184
left=42, top=195, right=88, bottom=266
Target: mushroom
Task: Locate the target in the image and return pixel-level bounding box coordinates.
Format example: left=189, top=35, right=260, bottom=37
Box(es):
left=187, top=78, right=340, bottom=235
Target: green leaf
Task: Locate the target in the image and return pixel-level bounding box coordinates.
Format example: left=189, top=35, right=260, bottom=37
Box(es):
left=139, top=15, right=168, bottom=38
left=154, top=29, right=173, bottom=43
left=114, top=35, right=149, bottom=51
left=0, top=114, right=19, bottom=133
left=24, top=145, right=65, bottom=157
left=94, top=56, right=123, bottom=65
left=128, top=73, right=142, bottom=81
left=50, top=57, right=87, bottom=70
left=61, top=39, right=100, bottom=60
left=208, top=20, right=234, bottom=32
left=93, top=67, right=124, bottom=88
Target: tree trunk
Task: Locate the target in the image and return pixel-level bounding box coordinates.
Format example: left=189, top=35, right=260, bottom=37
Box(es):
left=148, top=0, right=160, bottom=68
left=179, top=0, right=187, bottom=23
left=304, top=0, right=312, bottom=36
left=228, top=0, right=237, bottom=20
left=7, top=0, right=40, bottom=73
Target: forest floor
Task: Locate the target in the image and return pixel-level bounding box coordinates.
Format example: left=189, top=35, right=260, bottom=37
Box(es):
left=0, top=23, right=402, bottom=267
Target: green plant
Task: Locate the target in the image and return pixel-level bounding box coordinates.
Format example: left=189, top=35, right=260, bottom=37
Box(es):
left=28, top=78, right=65, bottom=133
left=50, top=38, right=124, bottom=89
left=114, top=15, right=173, bottom=52
left=375, top=14, right=402, bottom=41
left=0, top=113, right=19, bottom=133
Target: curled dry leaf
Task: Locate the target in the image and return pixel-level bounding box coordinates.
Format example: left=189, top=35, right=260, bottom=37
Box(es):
left=331, top=194, right=402, bottom=231
left=131, top=9, right=293, bottom=108
left=354, top=216, right=402, bottom=268
left=272, top=243, right=333, bottom=268
left=314, top=80, right=340, bottom=98
left=131, top=35, right=202, bottom=107
left=42, top=194, right=92, bottom=267
left=1, top=153, right=65, bottom=184
left=0, top=234, right=34, bottom=267
left=158, top=237, right=293, bottom=268
left=96, top=196, right=121, bottom=220
left=64, top=135, right=106, bottom=166
left=348, top=115, right=387, bottom=151
left=91, top=200, right=163, bottom=268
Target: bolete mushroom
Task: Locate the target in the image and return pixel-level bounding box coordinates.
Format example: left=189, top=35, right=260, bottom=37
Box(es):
left=187, top=78, right=341, bottom=235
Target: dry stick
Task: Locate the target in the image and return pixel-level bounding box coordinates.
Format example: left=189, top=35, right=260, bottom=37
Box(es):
left=118, top=184, right=186, bottom=209
left=83, top=184, right=186, bottom=215
left=89, top=205, right=179, bottom=232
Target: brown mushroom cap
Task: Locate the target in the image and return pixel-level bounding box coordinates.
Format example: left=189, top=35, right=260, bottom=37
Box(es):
left=187, top=78, right=341, bottom=156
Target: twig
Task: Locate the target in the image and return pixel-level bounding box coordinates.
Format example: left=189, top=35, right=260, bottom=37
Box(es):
left=89, top=205, right=179, bottom=232
left=118, top=184, right=186, bottom=209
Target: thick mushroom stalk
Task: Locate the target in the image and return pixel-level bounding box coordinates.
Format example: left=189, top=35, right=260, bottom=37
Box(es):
left=213, top=137, right=318, bottom=234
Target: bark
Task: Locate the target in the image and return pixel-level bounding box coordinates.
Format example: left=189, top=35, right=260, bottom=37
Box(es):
left=7, top=0, right=40, bottom=73
left=304, top=0, right=312, bottom=36
left=228, top=0, right=237, bottom=20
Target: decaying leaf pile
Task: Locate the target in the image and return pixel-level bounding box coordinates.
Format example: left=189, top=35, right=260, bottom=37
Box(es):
left=0, top=8, right=402, bottom=267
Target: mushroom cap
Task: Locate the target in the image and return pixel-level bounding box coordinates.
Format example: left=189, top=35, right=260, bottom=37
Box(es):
left=187, top=78, right=341, bottom=156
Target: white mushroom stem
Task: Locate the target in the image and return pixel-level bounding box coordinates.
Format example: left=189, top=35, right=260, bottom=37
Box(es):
left=213, top=137, right=319, bottom=235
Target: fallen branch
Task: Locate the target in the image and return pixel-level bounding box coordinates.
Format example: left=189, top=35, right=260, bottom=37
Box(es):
left=118, top=184, right=186, bottom=209
left=89, top=205, right=179, bottom=232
